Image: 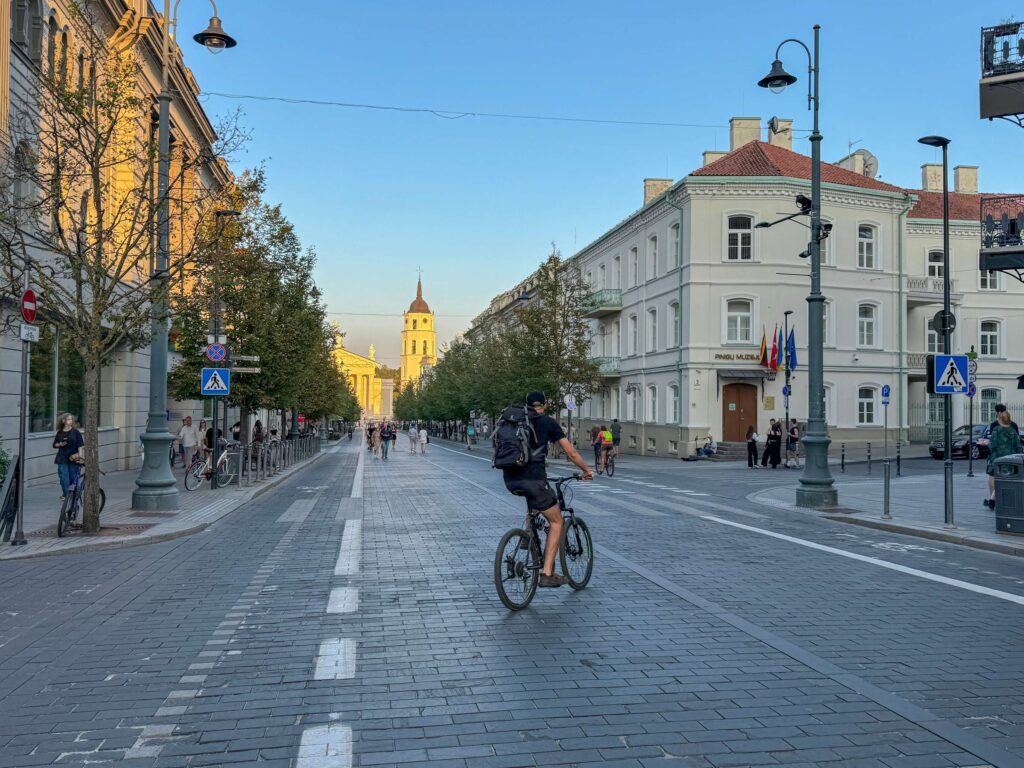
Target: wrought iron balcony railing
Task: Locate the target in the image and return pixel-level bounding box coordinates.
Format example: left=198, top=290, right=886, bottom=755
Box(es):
left=982, top=22, right=1024, bottom=78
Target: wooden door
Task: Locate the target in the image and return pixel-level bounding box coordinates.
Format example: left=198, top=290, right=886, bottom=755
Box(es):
left=722, top=383, right=757, bottom=442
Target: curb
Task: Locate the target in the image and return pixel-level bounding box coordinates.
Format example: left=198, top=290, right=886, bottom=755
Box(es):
left=1, top=449, right=331, bottom=561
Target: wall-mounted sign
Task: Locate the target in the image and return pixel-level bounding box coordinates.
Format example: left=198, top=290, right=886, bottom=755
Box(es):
left=713, top=352, right=761, bottom=361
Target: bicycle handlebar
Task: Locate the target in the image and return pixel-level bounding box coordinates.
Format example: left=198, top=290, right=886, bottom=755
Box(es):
left=549, top=474, right=583, bottom=487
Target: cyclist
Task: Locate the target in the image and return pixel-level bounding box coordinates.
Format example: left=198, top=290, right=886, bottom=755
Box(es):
left=501, top=391, right=593, bottom=588
left=597, top=425, right=613, bottom=474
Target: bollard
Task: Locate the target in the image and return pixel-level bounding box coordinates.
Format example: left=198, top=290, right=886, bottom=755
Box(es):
left=881, top=458, right=892, bottom=520
left=841, top=443, right=845, bottom=473
left=896, top=441, right=901, bottom=477
left=867, top=442, right=872, bottom=475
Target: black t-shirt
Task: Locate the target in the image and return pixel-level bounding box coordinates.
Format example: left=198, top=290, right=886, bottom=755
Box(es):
left=53, top=428, right=83, bottom=465
left=205, top=427, right=221, bottom=449
left=503, top=413, right=565, bottom=481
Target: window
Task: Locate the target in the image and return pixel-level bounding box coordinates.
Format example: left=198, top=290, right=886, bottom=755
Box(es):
left=424, top=318, right=429, bottom=327
left=13, top=142, right=32, bottom=209
left=857, top=387, right=876, bottom=425
left=411, top=340, right=417, bottom=354
left=76, top=49, right=84, bottom=91
left=669, top=302, right=680, bottom=347
left=597, top=264, right=605, bottom=289
left=646, top=308, right=657, bottom=352
left=927, top=249, right=943, bottom=278
left=646, top=385, right=657, bottom=422
left=629, top=246, right=638, bottom=286
left=28, top=324, right=96, bottom=433
left=670, top=222, right=681, bottom=267
left=28, top=1, right=44, bottom=64
left=726, top=299, right=752, bottom=343
left=628, top=388, right=638, bottom=421
left=627, top=314, right=637, bottom=355
left=981, top=388, right=1002, bottom=423
left=927, top=394, right=945, bottom=424
left=726, top=215, right=753, bottom=261
left=822, top=301, right=833, bottom=347
left=647, top=235, right=658, bottom=280
left=596, top=323, right=606, bottom=356
left=612, top=254, right=620, bottom=288
left=821, top=218, right=834, bottom=265
left=824, top=384, right=834, bottom=425
left=857, top=225, right=877, bottom=269
left=668, top=384, right=680, bottom=423
left=647, top=437, right=657, bottom=451
left=611, top=386, right=620, bottom=419
left=59, top=27, right=67, bottom=84
left=12, top=0, right=27, bottom=47
left=980, top=320, right=1000, bottom=357
left=980, top=270, right=1003, bottom=291
left=412, top=319, right=417, bottom=330
left=858, top=304, right=877, bottom=347
left=585, top=271, right=592, bottom=288
left=926, top=315, right=941, bottom=354
left=612, top=320, right=620, bottom=356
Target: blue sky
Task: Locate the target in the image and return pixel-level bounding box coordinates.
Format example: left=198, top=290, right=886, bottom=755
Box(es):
left=179, top=1, right=1015, bottom=365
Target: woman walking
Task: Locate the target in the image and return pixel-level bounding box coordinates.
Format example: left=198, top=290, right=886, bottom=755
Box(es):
left=986, top=405, right=1020, bottom=509
left=746, top=425, right=760, bottom=468
left=53, top=413, right=84, bottom=501
left=408, top=424, right=418, bottom=453
left=370, top=424, right=382, bottom=458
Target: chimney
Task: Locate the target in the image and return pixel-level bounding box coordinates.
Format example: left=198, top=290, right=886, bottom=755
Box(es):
left=643, top=178, right=672, bottom=206
left=921, top=164, right=943, bottom=192
left=729, top=117, right=761, bottom=150
left=702, top=150, right=727, bottom=167
left=837, top=152, right=865, bottom=175
left=954, top=165, right=978, bottom=194
left=766, top=118, right=793, bottom=150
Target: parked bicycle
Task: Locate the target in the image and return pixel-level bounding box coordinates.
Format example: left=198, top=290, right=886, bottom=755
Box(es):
left=184, top=441, right=237, bottom=490
left=57, top=465, right=106, bottom=537
left=494, top=474, right=593, bottom=610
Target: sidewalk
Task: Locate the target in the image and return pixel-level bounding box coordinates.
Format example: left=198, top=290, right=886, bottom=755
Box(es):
left=753, top=471, right=1024, bottom=557
left=1, top=442, right=338, bottom=560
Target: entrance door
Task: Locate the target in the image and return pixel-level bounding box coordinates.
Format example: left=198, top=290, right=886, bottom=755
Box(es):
left=722, top=383, right=757, bottom=442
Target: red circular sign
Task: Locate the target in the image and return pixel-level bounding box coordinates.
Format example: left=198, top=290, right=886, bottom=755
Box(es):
left=20, top=289, right=37, bottom=323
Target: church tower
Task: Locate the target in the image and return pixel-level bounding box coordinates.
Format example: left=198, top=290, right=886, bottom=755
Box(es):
left=400, top=276, right=437, bottom=387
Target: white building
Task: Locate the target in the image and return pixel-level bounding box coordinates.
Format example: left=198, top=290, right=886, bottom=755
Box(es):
left=544, top=117, right=1021, bottom=457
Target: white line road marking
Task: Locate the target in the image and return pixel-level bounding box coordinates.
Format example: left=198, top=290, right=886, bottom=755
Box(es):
left=703, top=515, right=1024, bottom=607
left=327, top=587, right=358, bottom=613
left=314, top=638, right=356, bottom=680
left=351, top=433, right=367, bottom=498
left=297, top=723, right=352, bottom=768
left=276, top=498, right=315, bottom=523
left=334, top=520, right=362, bottom=576
left=432, top=442, right=492, bottom=462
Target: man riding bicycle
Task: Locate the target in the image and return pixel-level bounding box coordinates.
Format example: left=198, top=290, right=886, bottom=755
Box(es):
left=597, top=425, right=613, bottom=474
left=501, top=391, right=593, bottom=588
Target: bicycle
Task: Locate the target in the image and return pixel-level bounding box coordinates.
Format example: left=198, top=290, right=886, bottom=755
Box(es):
left=57, top=465, right=106, bottom=538
left=494, top=475, right=594, bottom=611
left=184, top=442, right=237, bottom=490
left=604, top=450, right=615, bottom=477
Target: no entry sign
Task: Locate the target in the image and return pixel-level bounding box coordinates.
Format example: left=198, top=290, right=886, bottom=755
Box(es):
left=20, top=289, right=36, bottom=323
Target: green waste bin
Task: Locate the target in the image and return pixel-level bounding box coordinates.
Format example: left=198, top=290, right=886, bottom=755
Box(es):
left=994, top=454, right=1024, bottom=534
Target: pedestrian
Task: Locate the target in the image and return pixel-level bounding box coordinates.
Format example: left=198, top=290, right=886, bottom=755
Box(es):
left=53, top=413, right=84, bottom=501
left=370, top=424, right=382, bottom=458
left=366, top=423, right=376, bottom=453
left=466, top=422, right=475, bottom=450
left=252, top=419, right=264, bottom=444
left=984, top=404, right=1021, bottom=509
left=231, top=421, right=241, bottom=444
left=380, top=422, right=393, bottom=460
left=419, top=425, right=429, bottom=454
left=786, top=419, right=800, bottom=468
left=408, top=424, right=418, bottom=453
left=762, top=419, right=781, bottom=468
left=746, top=425, right=759, bottom=468
left=610, top=418, right=621, bottom=459
left=177, top=416, right=201, bottom=470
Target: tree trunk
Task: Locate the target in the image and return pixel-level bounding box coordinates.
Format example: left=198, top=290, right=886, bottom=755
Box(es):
left=82, top=356, right=102, bottom=533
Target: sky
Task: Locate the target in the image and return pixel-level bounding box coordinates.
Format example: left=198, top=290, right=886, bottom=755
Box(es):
left=176, top=0, right=1018, bottom=367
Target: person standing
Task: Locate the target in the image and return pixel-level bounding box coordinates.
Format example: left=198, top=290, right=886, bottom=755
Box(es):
left=53, top=413, right=84, bottom=500
left=786, top=419, right=801, bottom=468
left=761, top=419, right=776, bottom=467
left=380, top=422, right=393, bottom=460
left=610, top=418, right=621, bottom=458
left=984, top=404, right=1022, bottom=509
left=762, top=419, right=782, bottom=468
left=746, top=425, right=759, bottom=468
left=419, top=425, right=429, bottom=454
left=370, top=424, right=382, bottom=458
left=177, top=416, right=201, bottom=469
left=408, top=424, right=418, bottom=453
left=466, top=422, right=475, bottom=450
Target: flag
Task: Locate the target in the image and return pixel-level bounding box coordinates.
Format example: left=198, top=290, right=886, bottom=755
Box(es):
left=776, top=327, right=785, bottom=371
left=759, top=328, right=769, bottom=368
left=769, top=325, right=779, bottom=371
left=786, top=328, right=798, bottom=371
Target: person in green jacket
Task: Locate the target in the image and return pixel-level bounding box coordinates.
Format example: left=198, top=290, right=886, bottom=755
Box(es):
left=985, top=404, right=1022, bottom=509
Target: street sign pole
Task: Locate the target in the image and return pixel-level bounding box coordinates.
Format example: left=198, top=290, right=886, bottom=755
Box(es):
left=12, top=265, right=31, bottom=546
left=967, top=356, right=978, bottom=479
left=881, top=384, right=891, bottom=460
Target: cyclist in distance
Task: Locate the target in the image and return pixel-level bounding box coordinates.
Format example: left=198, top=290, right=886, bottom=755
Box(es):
left=501, top=391, right=593, bottom=588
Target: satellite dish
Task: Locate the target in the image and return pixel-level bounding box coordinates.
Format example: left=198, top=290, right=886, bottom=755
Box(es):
left=860, top=149, right=878, bottom=178
left=767, top=116, right=790, bottom=136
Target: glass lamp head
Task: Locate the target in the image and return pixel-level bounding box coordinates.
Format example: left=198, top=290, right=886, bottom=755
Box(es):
left=758, top=59, right=797, bottom=93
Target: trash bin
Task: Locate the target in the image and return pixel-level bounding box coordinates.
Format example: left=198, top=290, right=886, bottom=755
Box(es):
left=224, top=446, right=242, bottom=486
left=994, top=454, right=1024, bottom=534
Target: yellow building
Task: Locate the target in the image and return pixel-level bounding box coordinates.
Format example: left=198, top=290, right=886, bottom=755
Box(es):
left=400, top=277, right=437, bottom=387
left=332, top=326, right=393, bottom=419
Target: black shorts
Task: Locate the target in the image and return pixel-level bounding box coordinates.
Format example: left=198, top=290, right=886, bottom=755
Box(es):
left=504, top=478, right=557, bottom=512
left=612, top=438, right=620, bottom=446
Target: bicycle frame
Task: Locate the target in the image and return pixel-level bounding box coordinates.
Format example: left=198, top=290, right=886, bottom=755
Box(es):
left=521, top=477, right=578, bottom=568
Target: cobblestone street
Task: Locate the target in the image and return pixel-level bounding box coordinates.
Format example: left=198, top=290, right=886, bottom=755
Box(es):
left=0, top=436, right=1021, bottom=767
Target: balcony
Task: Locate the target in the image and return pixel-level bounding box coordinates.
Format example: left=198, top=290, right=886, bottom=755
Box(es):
left=905, top=352, right=927, bottom=371
left=589, top=356, right=621, bottom=377
left=981, top=22, right=1024, bottom=120
left=905, top=276, right=961, bottom=307
left=582, top=288, right=622, bottom=318
left=980, top=195, right=1024, bottom=282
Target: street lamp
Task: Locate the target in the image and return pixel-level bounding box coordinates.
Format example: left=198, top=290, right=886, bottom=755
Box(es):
left=784, top=309, right=793, bottom=466
left=209, top=210, right=240, bottom=487
left=133, top=1, right=237, bottom=511
left=758, top=25, right=837, bottom=507
left=918, top=134, right=955, bottom=528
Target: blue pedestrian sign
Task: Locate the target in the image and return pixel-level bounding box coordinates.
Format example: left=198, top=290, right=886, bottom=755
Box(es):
left=201, top=367, right=230, bottom=396
left=933, top=354, right=969, bottom=395
left=782, top=385, right=791, bottom=397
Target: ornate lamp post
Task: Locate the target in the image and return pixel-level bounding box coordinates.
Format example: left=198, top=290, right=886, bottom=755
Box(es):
left=758, top=25, right=837, bottom=507
left=133, top=1, right=237, bottom=510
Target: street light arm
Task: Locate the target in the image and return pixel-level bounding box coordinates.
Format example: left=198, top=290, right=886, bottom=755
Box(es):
left=774, top=37, right=815, bottom=110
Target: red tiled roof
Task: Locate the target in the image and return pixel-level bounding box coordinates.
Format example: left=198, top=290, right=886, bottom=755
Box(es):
left=906, top=189, right=982, bottom=221
left=691, top=141, right=906, bottom=193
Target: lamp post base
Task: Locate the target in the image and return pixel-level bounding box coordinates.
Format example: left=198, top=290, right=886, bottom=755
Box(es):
left=796, top=484, right=838, bottom=509
left=132, top=431, right=180, bottom=511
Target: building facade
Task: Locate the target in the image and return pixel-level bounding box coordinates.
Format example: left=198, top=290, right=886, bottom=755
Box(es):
left=331, top=328, right=393, bottom=420
left=400, top=277, right=437, bottom=387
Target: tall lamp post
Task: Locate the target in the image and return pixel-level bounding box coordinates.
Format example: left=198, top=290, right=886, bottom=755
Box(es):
left=133, top=2, right=237, bottom=510
left=758, top=25, right=837, bottom=507
left=783, top=309, right=793, bottom=464
left=918, top=135, right=955, bottom=529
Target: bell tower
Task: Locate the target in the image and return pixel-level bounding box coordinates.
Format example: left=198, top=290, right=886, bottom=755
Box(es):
left=400, top=275, right=437, bottom=387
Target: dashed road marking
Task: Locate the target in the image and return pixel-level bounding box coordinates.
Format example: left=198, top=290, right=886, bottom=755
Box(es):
left=334, top=520, right=362, bottom=576
left=327, top=587, right=359, bottom=613
left=297, top=723, right=353, bottom=768
left=276, top=498, right=315, bottom=523
left=314, top=638, right=356, bottom=680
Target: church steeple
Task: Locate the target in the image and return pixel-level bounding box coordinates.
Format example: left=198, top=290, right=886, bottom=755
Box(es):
left=401, top=273, right=437, bottom=387
left=408, top=275, right=431, bottom=314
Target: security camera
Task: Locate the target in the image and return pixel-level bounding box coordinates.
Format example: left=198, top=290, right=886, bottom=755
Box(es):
left=795, top=194, right=813, bottom=213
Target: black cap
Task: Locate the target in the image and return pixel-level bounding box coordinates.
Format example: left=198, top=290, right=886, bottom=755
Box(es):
left=526, top=391, right=546, bottom=406
left=995, top=403, right=1007, bottom=413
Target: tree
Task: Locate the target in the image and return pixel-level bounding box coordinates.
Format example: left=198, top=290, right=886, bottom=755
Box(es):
left=0, top=4, right=242, bottom=531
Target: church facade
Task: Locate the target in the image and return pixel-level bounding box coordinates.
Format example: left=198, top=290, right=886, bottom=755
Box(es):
left=331, top=326, right=393, bottom=420
left=400, top=277, right=438, bottom=387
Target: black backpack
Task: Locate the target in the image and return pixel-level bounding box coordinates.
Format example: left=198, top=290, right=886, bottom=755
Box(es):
left=492, top=405, right=542, bottom=469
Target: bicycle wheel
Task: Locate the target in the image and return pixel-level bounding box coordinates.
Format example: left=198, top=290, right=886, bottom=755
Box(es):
left=494, top=528, right=540, bottom=610
left=214, top=469, right=236, bottom=488
left=57, top=493, right=73, bottom=538
left=560, top=516, right=594, bottom=590
left=184, top=462, right=206, bottom=491
left=606, top=456, right=615, bottom=477
left=98, top=488, right=106, bottom=514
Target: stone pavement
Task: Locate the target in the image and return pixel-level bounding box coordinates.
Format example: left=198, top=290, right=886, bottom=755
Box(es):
left=1, top=442, right=337, bottom=560
left=753, top=470, right=1024, bottom=557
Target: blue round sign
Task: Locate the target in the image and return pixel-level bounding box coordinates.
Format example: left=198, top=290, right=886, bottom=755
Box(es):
left=782, top=385, right=791, bottom=397
left=968, top=382, right=977, bottom=398
left=206, top=343, right=226, bottom=362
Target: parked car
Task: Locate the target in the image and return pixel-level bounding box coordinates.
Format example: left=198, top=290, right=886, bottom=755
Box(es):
left=929, top=424, right=989, bottom=460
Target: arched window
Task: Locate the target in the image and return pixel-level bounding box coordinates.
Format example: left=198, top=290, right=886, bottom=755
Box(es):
left=646, top=308, right=657, bottom=352
left=726, top=215, right=753, bottom=261
left=670, top=222, right=681, bottom=267
left=858, top=386, right=877, bottom=425
left=726, top=299, right=752, bottom=343
left=667, top=384, right=680, bottom=423
left=28, top=0, right=44, bottom=63
left=628, top=388, right=638, bottom=421
left=87, top=60, right=96, bottom=106
left=857, top=224, right=877, bottom=269
left=411, top=340, right=417, bottom=354
left=13, top=142, right=32, bottom=209
left=59, top=28, right=68, bottom=84
left=423, top=341, right=430, bottom=356
left=646, top=385, right=657, bottom=422
left=858, top=304, right=877, bottom=347
left=423, top=318, right=428, bottom=327
left=980, top=320, right=1001, bottom=357
left=647, top=234, right=658, bottom=280
left=596, top=322, right=606, bottom=356
left=927, top=249, right=944, bottom=278
left=597, top=264, right=605, bottom=289
left=412, top=319, right=417, bottom=330
left=12, top=0, right=28, bottom=46
left=629, top=246, right=638, bottom=286
left=981, top=388, right=1002, bottom=423
left=612, top=319, right=620, bottom=356
left=628, top=314, right=637, bottom=355
left=669, top=301, right=680, bottom=347
left=76, top=49, right=84, bottom=91
left=47, top=14, right=57, bottom=75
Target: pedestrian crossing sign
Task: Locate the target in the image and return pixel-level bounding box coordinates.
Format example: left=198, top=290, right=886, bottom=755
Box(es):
left=932, top=354, right=968, bottom=395
left=201, top=367, right=231, bottom=396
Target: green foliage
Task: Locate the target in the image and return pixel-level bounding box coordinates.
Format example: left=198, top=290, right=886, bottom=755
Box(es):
left=0, top=435, right=9, bottom=485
